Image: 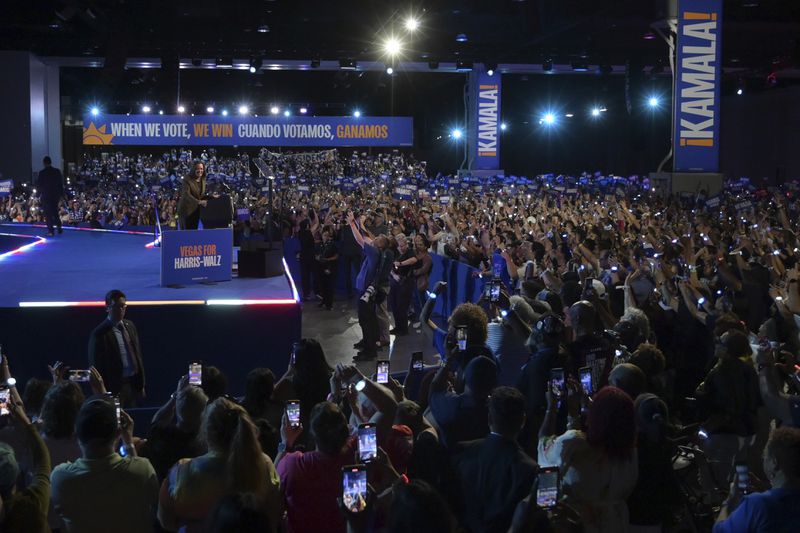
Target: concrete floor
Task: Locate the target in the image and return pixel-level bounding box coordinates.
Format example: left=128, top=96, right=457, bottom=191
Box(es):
left=299, top=293, right=442, bottom=376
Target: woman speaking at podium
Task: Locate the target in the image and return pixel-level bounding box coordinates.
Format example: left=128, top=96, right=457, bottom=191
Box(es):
left=177, top=161, right=208, bottom=230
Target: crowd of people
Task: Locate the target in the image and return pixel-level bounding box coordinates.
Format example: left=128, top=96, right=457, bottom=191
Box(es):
left=1, top=150, right=800, bottom=532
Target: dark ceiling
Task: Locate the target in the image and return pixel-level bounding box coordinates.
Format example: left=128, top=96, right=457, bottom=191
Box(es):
left=1, top=0, right=798, bottom=70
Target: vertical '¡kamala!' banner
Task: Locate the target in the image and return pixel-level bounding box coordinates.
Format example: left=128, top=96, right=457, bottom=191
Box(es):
left=474, top=70, right=501, bottom=170
left=674, top=0, right=722, bottom=172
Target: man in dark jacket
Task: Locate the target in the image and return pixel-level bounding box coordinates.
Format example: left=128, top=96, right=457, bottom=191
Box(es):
left=451, top=386, right=538, bottom=533
left=37, top=156, right=64, bottom=236
left=88, top=289, right=146, bottom=406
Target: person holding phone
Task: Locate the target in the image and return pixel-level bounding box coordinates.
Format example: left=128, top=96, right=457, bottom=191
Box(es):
left=273, top=339, right=333, bottom=449
left=158, top=398, right=281, bottom=533
left=51, top=396, right=159, bottom=533
left=452, top=386, right=538, bottom=533
left=429, top=355, right=498, bottom=449
left=538, top=386, right=638, bottom=533
left=276, top=402, right=356, bottom=533
left=713, top=426, right=800, bottom=532
left=0, top=396, right=51, bottom=532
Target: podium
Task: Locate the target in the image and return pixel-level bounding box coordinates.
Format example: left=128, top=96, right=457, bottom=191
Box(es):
left=200, top=195, right=233, bottom=229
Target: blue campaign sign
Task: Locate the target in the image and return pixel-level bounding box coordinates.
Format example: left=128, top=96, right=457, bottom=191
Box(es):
left=674, top=0, right=722, bottom=172
left=160, top=229, right=233, bottom=286
left=474, top=69, right=501, bottom=170
left=82, top=114, right=413, bottom=147
left=0, top=179, right=12, bottom=197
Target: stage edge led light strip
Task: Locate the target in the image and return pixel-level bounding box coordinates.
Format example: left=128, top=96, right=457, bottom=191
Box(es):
left=0, top=233, right=47, bottom=261
left=18, top=250, right=301, bottom=307
left=3, top=223, right=154, bottom=236
left=282, top=257, right=301, bottom=302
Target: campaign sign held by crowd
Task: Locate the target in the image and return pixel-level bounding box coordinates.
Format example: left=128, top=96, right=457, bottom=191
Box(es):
left=673, top=0, right=722, bottom=172
left=83, top=115, right=413, bottom=147
left=160, top=229, right=233, bottom=286
left=0, top=179, right=12, bottom=197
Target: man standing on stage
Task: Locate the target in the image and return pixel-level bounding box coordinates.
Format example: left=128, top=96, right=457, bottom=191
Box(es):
left=37, top=156, right=64, bottom=236
left=89, top=290, right=146, bottom=407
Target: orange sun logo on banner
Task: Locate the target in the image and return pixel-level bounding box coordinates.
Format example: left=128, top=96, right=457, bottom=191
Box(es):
left=83, top=122, right=115, bottom=145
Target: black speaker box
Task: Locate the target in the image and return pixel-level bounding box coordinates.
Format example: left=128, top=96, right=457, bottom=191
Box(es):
left=238, top=242, right=284, bottom=278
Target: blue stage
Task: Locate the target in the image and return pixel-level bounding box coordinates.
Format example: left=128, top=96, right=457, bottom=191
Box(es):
left=0, top=224, right=301, bottom=407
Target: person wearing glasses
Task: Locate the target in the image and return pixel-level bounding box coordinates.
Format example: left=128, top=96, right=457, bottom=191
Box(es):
left=88, top=289, right=146, bottom=407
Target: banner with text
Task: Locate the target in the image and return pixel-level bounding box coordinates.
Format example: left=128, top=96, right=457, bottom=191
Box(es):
left=474, top=70, right=501, bottom=170
left=83, top=115, right=413, bottom=147
left=160, top=228, right=233, bottom=286
left=674, top=0, right=722, bottom=172
left=0, top=180, right=12, bottom=197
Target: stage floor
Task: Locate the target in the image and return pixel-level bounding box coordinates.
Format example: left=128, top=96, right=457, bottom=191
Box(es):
left=0, top=224, right=296, bottom=307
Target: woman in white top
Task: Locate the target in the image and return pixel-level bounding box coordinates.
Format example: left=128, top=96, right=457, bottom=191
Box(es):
left=538, top=385, right=639, bottom=533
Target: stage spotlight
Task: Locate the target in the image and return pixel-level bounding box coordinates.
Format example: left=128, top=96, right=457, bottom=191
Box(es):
left=238, top=105, right=249, bottom=115
left=383, top=37, right=402, bottom=57
left=737, top=88, right=743, bottom=95
left=485, top=62, right=497, bottom=76
left=283, top=109, right=291, bottom=117
left=299, top=107, right=308, bottom=114
left=353, top=110, right=362, bottom=118
left=249, top=57, right=262, bottom=73
left=500, top=122, right=507, bottom=131
left=386, top=66, right=394, bottom=75
left=221, top=109, right=229, bottom=116
left=206, top=106, right=215, bottom=113
left=648, top=96, right=660, bottom=108
left=404, top=16, right=419, bottom=32
left=542, top=113, right=555, bottom=125
left=257, top=24, right=269, bottom=33
left=177, top=105, right=185, bottom=113
left=90, top=106, right=100, bottom=117
left=270, top=106, right=280, bottom=115
left=455, top=33, right=468, bottom=43
left=450, top=128, right=463, bottom=139
left=565, top=113, right=574, bottom=118
left=158, top=110, right=164, bottom=115
left=141, top=105, right=151, bottom=113
left=591, top=107, right=601, bottom=117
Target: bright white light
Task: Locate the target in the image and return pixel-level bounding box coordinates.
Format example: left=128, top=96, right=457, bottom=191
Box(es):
left=591, top=107, right=601, bottom=117
left=386, top=66, right=394, bottom=75
left=404, top=17, right=419, bottom=32
left=283, top=109, right=290, bottom=117
left=177, top=105, right=185, bottom=113
left=353, top=110, right=362, bottom=118
left=299, top=107, right=308, bottom=114
left=158, top=110, right=164, bottom=115
left=238, top=105, right=249, bottom=115
left=90, top=106, right=99, bottom=117
left=648, top=96, right=659, bottom=107
left=500, top=122, right=507, bottom=131
left=543, top=113, right=555, bottom=125
left=221, top=109, right=229, bottom=116
left=206, top=106, right=215, bottom=113
left=565, top=113, right=574, bottom=118
left=141, top=105, right=151, bottom=113
left=270, top=106, right=280, bottom=115
left=451, top=128, right=463, bottom=139
left=487, top=69, right=494, bottom=76
left=249, top=65, right=257, bottom=73
left=383, top=37, right=402, bottom=57
left=736, top=88, right=743, bottom=95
